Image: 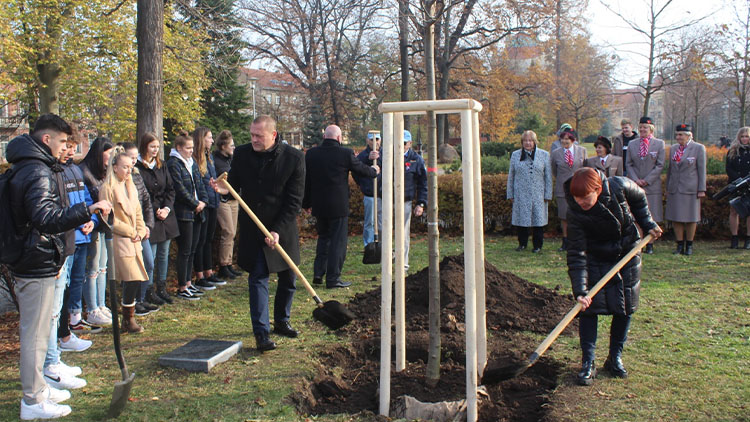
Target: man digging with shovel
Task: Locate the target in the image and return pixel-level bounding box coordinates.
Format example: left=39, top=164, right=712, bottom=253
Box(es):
left=212, top=115, right=305, bottom=352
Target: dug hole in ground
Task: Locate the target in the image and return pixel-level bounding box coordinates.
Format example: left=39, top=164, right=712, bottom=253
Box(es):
left=292, top=255, right=577, bottom=422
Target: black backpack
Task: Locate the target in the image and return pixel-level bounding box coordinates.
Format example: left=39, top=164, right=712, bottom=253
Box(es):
left=0, top=167, right=26, bottom=265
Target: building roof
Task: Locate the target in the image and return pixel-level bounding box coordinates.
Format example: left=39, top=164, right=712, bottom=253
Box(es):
left=238, top=68, right=304, bottom=92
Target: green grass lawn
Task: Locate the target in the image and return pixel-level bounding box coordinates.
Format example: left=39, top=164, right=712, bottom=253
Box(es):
left=0, top=235, right=747, bottom=421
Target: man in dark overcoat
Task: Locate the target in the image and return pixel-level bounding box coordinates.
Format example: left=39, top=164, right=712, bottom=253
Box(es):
left=303, top=125, right=379, bottom=288
left=226, top=115, right=305, bottom=351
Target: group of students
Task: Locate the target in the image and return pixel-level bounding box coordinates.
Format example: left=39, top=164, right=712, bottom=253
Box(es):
left=5, top=113, right=242, bottom=420
left=508, top=117, right=750, bottom=255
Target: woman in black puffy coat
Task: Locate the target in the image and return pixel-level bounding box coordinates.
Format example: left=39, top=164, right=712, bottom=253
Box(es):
left=726, top=127, right=750, bottom=249
left=564, top=168, right=662, bottom=386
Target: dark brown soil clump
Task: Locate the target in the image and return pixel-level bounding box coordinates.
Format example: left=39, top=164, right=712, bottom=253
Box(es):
left=293, top=255, right=576, bottom=421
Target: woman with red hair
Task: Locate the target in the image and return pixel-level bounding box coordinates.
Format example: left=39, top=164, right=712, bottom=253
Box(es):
left=564, top=168, right=662, bottom=386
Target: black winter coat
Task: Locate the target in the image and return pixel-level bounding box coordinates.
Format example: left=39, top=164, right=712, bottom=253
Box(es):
left=135, top=160, right=179, bottom=243
left=213, top=150, right=234, bottom=203
left=564, top=173, right=657, bottom=316
left=303, top=139, right=377, bottom=218
left=167, top=155, right=208, bottom=223
left=132, top=170, right=155, bottom=231
left=228, top=142, right=305, bottom=273
left=6, top=135, right=92, bottom=278
left=726, top=146, right=750, bottom=183
left=354, top=146, right=381, bottom=197
left=200, top=153, right=221, bottom=209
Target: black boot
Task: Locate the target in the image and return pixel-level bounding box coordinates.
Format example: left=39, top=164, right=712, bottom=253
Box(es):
left=603, top=354, right=628, bottom=378
left=730, top=236, right=739, bottom=249
left=515, top=244, right=527, bottom=251
left=156, top=280, right=174, bottom=304
left=558, top=237, right=567, bottom=252
left=255, top=333, right=277, bottom=352
left=673, top=241, right=684, bottom=255
left=218, top=265, right=237, bottom=280
left=228, top=265, right=242, bottom=276
left=745, top=237, right=750, bottom=250
left=576, top=360, right=596, bottom=386
left=145, top=286, right=165, bottom=306
left=684, top=241, right=694, bottom=256
left=645, top=243, right=654, bottom=254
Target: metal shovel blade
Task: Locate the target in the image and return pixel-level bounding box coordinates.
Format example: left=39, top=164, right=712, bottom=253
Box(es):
left=362, top=241, right=381, bottom=264
left=107, top=372, right=135, bottom=418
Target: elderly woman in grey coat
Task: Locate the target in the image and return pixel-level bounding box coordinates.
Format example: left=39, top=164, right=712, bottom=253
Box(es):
left=507, top=130, right=553, bottom=252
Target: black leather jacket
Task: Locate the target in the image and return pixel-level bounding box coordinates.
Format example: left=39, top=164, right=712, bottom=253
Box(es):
left=132, top=169, right=155, bottom=230
left=7, top=134, right=92, bottom=278
left=564, top=173, right=657, bottom=315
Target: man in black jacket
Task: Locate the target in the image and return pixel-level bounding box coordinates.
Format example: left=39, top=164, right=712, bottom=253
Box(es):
left=303, top=125, right=379, bottom=288
left=220, top=115, right=305, bottom=352
left=7, top=114, right=111, bottom=420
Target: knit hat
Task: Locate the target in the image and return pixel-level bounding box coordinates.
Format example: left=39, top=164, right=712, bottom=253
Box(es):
left=557, top=123, right=572, bottom=136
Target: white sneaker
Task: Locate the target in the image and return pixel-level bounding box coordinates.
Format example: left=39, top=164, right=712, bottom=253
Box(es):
left=86, top=308, right=112, bottom=326
left=46, top=386, right=71, bottom=403
left=20, top=399, right=72, bottom=420
left=59, top=333, right=92, bottom=352
left=45, top=364, right=87, bottom=389
left=98, top=306, right=112, bottom=318
left=56, top=361, right=82, bottom=377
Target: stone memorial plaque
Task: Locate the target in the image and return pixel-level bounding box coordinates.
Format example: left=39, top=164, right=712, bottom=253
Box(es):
left=159, top=339, right=242, bottom=372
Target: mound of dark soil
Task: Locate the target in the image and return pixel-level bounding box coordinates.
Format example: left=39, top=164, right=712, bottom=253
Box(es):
left=293, top=255, right=576, bottom=421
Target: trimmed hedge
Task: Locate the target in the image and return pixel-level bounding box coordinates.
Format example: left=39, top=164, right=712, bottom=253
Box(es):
left=343, top=173, right=743, bottom=240
left=3, top=161, right=742, bottom=240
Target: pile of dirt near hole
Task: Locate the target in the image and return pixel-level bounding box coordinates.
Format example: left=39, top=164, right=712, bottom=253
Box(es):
left=293, top=255, right=576, bottom=421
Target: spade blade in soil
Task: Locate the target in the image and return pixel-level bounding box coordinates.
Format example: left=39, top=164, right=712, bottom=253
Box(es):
left=362, top=241, right=381, bottom=264
left=481, top=362, right=529, bottom=385
left=313, top=300, right=355, bottom=330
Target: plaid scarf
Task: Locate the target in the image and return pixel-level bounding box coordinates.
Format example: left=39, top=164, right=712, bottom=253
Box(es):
left=673, top=144, right=686, bottom=162
left=639, top=137, right=651, bottom=158
left=564, top=149, right=573, bottom=167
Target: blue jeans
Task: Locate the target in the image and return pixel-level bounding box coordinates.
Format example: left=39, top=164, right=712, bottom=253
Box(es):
left=247, top=249, right=296, bottom=337
left=151, top=239, right=171, bottom=283
left=138, top=239, right=155, bottom=302
left=579, top=314, right=632, bottom=362
left=84, top=232, right=108, bottom=310
left=44, top=256, right=72, bottom=367
left=67, top=245, right=89, bottom=314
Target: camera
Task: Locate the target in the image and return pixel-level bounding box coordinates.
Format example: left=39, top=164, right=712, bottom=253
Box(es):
left=713, top=174, right=750, bottom=218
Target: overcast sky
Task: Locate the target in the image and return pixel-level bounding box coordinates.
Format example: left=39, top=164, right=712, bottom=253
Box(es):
left=585, top=0, right=738, bottom=87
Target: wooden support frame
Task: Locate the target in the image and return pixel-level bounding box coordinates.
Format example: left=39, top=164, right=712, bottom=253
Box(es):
left=378, top=99, right=485, bottom=422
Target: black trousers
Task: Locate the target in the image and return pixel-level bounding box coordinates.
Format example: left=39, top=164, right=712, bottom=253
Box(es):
left=517, top=226, right=545, bottom=249
left=313, top=215, right=349, bottom=283
left=120, top=281, right=140, bottom=305
left=176, top=219, right=202, bottom=286
left=194, top=207, right=218, bottom=272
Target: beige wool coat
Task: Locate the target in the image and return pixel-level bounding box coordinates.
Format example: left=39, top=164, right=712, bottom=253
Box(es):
left=100, top=178, right=149, bottom=282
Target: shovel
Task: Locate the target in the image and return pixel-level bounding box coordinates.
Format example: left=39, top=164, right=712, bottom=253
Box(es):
left=216, top=173, right=355, bottom=330
left=98, top=212, right=136, bottom=417
left=363, top=176, right=381, bottom=264
left=482, top=234, right=653, bottom=384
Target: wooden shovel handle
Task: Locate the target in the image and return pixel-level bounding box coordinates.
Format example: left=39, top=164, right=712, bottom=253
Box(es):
left=527, top=234, right=654, bottom=365
left=216, top=173, right=323, bottom=306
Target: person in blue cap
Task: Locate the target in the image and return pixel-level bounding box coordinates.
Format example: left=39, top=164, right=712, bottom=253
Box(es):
left=354, top=132, right=382, bottom=247
left=397, top=130, right=427, bottom=271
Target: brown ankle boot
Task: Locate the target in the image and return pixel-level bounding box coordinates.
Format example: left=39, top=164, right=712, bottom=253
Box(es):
left=121, top=304, right=144, bottom=334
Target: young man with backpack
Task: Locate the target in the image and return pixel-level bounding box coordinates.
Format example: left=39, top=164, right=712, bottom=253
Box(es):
left=5, top=114, right=111, bottom=420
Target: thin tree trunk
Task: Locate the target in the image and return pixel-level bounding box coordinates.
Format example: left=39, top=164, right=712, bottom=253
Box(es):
left=399, top=0, right=410, bottom=130
left=554, top=0, right=562, bottom=127
left=424, top=1, right=441, bottom=386
left=136, top=0, right=164, bottom=153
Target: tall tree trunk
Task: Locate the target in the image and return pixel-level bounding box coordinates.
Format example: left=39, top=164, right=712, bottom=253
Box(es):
left=137, top=0, right=164, bottom=152
left=554, top=0, right=562, bottom=127
left=399, top=0, right=410, bottom=130
left=38, top=62, right=60, bottom=115
left=424, top=1, right=441, bottom=386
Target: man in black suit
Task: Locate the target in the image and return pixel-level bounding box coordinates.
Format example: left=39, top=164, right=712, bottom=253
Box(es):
left=219, top=115, right=305, bottom=351
left=303, top=125, right=379, bottom=288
